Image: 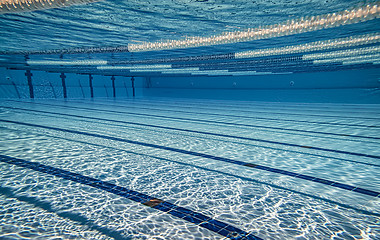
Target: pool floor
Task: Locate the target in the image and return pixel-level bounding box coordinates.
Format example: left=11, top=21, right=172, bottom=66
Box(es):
left=0, top=97, right=379, bottom=239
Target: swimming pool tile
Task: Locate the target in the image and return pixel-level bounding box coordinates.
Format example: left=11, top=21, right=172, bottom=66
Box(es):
left=312, top=178, right=335, bottom=185
left=207, top=219, right=229, bottom=229
left=2, top=118, right=379, bottom=200
left=117, top=192, right=133, bottom=198
left=152, top=202, right=172, bottom=212
left=181, top=215, right=204, bottom=225
left=125, top=195, right=147, bottom=203
left=131, top=193, right=152, bottom=202
left=157, top=201, right=177, bottom=209
left=266, top=168, right=283, bottom=173
left=221, top=225, right=262, bottom=240
left=283, top=171, right=299, bottom=177
left=254, top=166, right=271, bottom=171
left=244, top=163, right=258, bottom=168
left=331, top=182, right=356, bottom=190
left=352, top=187, right=379, bottom=197
left=167, top=209, right=187, bottom=219
left=199, top=221, right=225, bottom=234
left=175, top=206, right=212, bottom=222
left=296, top=174, right=315, bottom=181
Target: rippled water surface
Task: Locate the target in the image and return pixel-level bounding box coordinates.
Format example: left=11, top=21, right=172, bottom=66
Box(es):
left=0, top=0, right=376, bottom=52
left=0, top=97, right=379, bottom=239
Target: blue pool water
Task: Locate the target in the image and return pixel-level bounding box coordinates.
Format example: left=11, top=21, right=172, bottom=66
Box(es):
left=0, top=98, right=379, bottom=239
left=0, top=0, right=380, bottom=239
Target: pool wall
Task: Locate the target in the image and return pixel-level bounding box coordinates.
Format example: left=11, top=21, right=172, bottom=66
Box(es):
left=1, top=67, right=379, bottom=103
left=0, top=67, right=144, bottom=99
left=143, top=68, right=380, bottom=103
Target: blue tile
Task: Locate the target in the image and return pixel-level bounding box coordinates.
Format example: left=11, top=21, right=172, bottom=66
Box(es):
left=267, top=168, right=283, bottom=173
left=113, top=186, right=126, bottom=192
left=255, top=166, right=271, bottom=171
left=331, top=182, right=356, bottom=191
left=128, top=195, right=146, bottom=203
left=108, top=188, right=120, bottom=194
left=207, top=219, right=229, bottom=229
left=158, top=201, right=177, bottom=210
left=312, top=178, right=335, bottom=185
left=100, top=182, right=116, bottom=189
left=353, top=187, right=379, bottom=197
left=296, top=174, right=315, bottom=181
left=217, top=228, right=232, bottom=238
left=117, top=192, right=132, bottom=198
left=168, top=209, right=187, bottom=219
left=191, top=212, right=210, bottom=221
left=182, top=215, right=204, bottom=225
left=280, top=171, right=297, bottom=177
left=133, top=192, right=152, bottom=201
left=152, top=203, right=172, bottom=212
left=223, top=225, right=242, bottom=232
left=176, top=207, right=211, bottom=222
left=200, top=222, right=224, bottom=233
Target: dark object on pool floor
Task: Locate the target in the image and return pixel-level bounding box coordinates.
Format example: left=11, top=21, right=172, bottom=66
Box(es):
left=143, top=198, right=164, bottom=207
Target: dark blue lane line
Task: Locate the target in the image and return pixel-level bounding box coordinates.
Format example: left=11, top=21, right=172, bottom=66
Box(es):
left=3, top=105, right=380, bottom=160
left=0, top=154, right=262, bottom=240
left=35, top=101, right=379, bottom=139
left=131, top=99, right=380, bottom=119
left=111, top=98, right=380, bottom=115
left=40, top=133, right=380, bottom=217
left=95, top=99, right=380, bottom=121
left=71, top=99, right=378, bottom=129
left=1, top=119, right=379, bottom=198
left=5, top=101, right=380, bottom=143
left=3, top=106, right=379, bottom=168
left=19, top=100, right=380, bottom=136
left=2, top=125, right=379, bottom=218
left=0, top=186, right=130, bottom=240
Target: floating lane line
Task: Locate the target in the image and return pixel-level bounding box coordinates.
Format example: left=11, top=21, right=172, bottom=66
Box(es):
left=1, top=119, right=379, bottom=198
left=2, top=105, right=379, bottom=167
left=0, top=154, right=261, bottom=240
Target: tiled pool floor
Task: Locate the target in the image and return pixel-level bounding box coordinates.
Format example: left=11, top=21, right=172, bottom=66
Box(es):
left=0, top=98, right=379, bottom=239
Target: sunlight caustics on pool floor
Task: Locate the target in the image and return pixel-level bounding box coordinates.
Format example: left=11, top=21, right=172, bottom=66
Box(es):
left=0, top=97, right=379, bottom=239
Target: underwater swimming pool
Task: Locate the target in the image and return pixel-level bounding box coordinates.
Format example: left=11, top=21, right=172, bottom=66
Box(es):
left=1, top=0, right=380, bottom=239
left=0, top=97, right=379, bottom=239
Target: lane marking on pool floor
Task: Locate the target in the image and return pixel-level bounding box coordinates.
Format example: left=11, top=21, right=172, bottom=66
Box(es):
left=0, top=154, right=262, bottom=240
left=2, top=105, right=379, bottom=168
left=99, top=98, right=380, bottom=118
left=69, top=98, right=380, bottom=121
left=2, top=103, right=380, bottom=161
left=8, top=100, right=380, bottom=141
left=1, top=119, right=379, bottom=198
left=62, top=99, right=380, bottom=129
left=1, top=125, right=379, bottom=218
